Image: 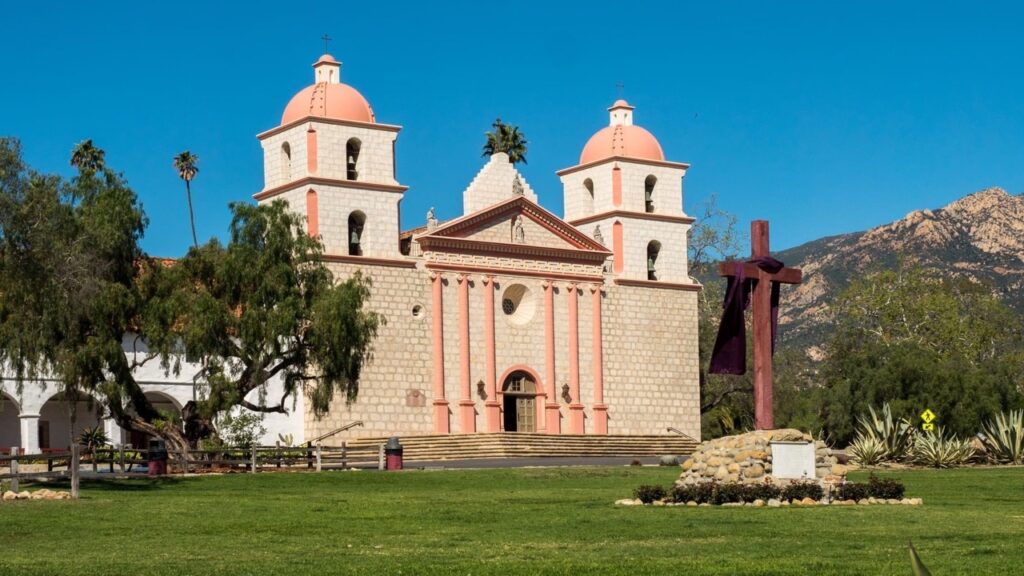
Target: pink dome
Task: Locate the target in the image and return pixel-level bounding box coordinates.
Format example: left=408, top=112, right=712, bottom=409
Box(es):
left=579, top=124, right=664, bottom=164
left=280, top=82, right=375, bottom=125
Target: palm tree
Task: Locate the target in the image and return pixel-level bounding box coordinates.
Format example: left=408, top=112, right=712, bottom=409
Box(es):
left=482, top=118, right=528, bottom=165
left=70, top=139, right=105, bottom=172
left=173, top=151, right=200, bottom=248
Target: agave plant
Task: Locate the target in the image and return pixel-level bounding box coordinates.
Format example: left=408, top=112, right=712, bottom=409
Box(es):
left=78, top=425, right=109, bottom=453
left=912, top=427, right=975, bottom=468
left=979, top=409, right=1024, bottom=464
left=856, top=403, right=916, bottom=461
left=849, top=434, right=888, bottom=466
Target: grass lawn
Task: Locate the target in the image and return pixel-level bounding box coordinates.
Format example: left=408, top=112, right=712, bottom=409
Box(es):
left=1, top=466, right=1022, bottom=575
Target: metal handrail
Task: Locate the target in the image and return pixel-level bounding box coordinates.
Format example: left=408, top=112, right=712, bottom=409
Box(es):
left=309, top=420, right=364, bottom=445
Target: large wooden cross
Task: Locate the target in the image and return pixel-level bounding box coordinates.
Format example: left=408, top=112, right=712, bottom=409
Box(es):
left=717, top=220, right=802, bottom=430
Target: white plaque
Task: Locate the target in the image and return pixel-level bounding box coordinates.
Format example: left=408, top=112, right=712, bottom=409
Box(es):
left=770, top=441, right=816, bottom=480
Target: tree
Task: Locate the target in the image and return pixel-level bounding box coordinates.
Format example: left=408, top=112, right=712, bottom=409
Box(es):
left=70, top=139, right=105, bottom=172
left=820, top=263, right=1024, bottom=443
left=0, top=139, right=383, bottom=451
left=173, top=151, right=200, bottom=248
left=482, top=118, right=528, bottom=164
left=139, top=200, right=383, bottom=442
left=0, top=137, right=180, bottom=447
left=687, top=195, right=751, bottom=437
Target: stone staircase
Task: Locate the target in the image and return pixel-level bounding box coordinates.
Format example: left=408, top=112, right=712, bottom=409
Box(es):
left=343, top=432, right=698, bottom=462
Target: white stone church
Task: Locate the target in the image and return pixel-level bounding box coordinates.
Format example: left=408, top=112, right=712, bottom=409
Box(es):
left=0, top=54, right=701, bottom=452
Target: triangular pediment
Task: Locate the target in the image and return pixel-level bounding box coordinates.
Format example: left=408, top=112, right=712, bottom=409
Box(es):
left=417, top=196, right=610, bottom=255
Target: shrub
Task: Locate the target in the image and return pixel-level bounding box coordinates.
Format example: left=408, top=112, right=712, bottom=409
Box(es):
left=781, top=479, right=824, bottom=502
left=218, top=411, right=267, bottom=449
left=670, top=482, right=716, bottom=504
left=867, top=474, right=905, bottom=499
left=849, top=434, right=888, bottom=466
left=712, top=482, right=748, bottom=505
left=743, top=482, right=782, bottom=502
left=671, top=482, right=781, bottom=504
left=837, top=482, right=870, bottom=501
left=633, top=485, right=667, bottom=504
left=912, top=428, right=975, bottom=468
left=980, top=409, right=1024, bottom=465
left=856, top=403, right=916, bottom=461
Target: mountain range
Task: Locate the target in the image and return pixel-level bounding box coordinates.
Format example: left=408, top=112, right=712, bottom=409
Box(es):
left=773, top=187, right=1024, bottom=357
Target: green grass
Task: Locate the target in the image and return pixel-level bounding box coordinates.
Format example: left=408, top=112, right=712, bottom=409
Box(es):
left=1, top=466, right=1022, bottom=575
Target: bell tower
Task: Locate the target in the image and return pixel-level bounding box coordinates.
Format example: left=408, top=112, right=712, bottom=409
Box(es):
left=254, top=54, right=407, bottom=259
left=557, top=100, right=693, bottom=283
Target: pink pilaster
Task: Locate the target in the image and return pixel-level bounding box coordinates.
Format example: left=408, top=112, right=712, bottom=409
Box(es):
left=567, top=282, right=585, bottom=434
left=457, top=274, right=476, bottom=433
left=612, top=164, right=622, bottom=208
left=590, top=284, right=608, bottom=435
left=543, top=280, right=560, bottom=434
left=306, top=127, right=318, bottom=174
left=306, top=190, right=319, bottom=238
left=430, top=273, right=449, bottom=434
left=482, top=276, right=500, bottom=432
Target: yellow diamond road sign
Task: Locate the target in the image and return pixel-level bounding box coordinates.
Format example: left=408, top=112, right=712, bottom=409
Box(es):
left=921, top=409, right=936, bottom=423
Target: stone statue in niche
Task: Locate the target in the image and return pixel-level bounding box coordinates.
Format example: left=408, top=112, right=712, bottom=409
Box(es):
left=512, top=174, right=524, bottom=196
left=512, top=215, right=525, bottom=244
left=593, top=225, right=604, bottom=246
left=426, top=207, right=437, bottom=231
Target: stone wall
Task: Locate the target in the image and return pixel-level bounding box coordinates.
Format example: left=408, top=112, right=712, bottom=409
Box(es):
left=603, top=283, right=701, bottom=438
left=676, top=429, right=841, bottom=486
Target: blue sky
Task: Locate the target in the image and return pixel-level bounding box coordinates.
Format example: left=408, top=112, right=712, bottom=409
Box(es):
left=2, top=1, right=1022, bottom=257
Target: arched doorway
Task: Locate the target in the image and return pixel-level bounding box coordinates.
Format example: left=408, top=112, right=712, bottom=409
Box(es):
left=127, top=392, right=184, bottom=449
left=38, top=392, right=104, bottom=450
left=502, top=371, right=537, bottom=432
left=0, top=393, right=21, bottom=450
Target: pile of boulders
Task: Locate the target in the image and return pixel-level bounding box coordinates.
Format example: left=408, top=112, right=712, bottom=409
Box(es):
left=676, top=428, right=844, bottom=487
left=2, top=489, right=72, bottom=501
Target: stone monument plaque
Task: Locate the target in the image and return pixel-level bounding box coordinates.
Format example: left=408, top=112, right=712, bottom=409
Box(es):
left=769, top=441, right=816, bottom=480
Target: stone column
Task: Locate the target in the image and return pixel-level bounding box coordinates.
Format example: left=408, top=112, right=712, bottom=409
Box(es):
left=567, top=282, right=585, bottom=434
left=457, top=274, right=476, bottom=433
left=19, top=413, right=40, bottom=453
left=482, top=275, right=500, bottom=432
left=430, top=273, right=450, bottom=434
left=543, top=281, right=560, bottom=434
left=590, top=284, right=608, bottom=435
left=103, top=418, right=124, bottom=447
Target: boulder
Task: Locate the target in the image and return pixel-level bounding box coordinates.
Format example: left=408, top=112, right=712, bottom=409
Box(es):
left=2, top=491, right=16, bottom=501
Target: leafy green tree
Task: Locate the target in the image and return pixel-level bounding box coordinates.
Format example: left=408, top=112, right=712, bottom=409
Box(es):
left=482, top=118, right=528, bottom=164
left=173, top=151, right=200, bottom=248
left=141, top=200, right=383, bottom=442
left=821, top=263, right=1024, bottom=443
left=0, top=137, right=176, bottom=445
left=0, top=139, right=382, bottom=451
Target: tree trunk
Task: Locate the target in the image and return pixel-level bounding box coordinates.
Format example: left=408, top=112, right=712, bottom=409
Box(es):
left=186, top=180, right=198, bottom=248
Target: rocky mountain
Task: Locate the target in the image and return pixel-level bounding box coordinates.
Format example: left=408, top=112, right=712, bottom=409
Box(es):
left=774, top=187, right=1024, bottom=356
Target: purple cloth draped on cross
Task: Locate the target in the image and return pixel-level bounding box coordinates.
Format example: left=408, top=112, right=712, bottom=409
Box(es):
left=708, top=256, right=785, bottom=375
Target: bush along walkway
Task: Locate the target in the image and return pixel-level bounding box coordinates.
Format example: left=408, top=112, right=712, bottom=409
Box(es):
left=619, top=474, right=923, bottom=508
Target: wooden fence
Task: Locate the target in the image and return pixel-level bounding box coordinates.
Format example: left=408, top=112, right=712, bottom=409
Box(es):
left=1, top=442, right=387, bottom=498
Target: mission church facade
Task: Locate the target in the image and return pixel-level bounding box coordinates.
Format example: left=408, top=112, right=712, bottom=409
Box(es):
left=0, top=54, right=701, bottom=451
left=257, top=54, right=702, bottom=440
